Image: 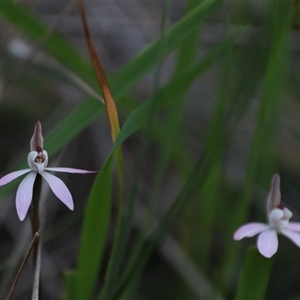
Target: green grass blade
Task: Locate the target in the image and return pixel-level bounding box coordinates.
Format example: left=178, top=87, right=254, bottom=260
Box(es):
left=221, top=0, right=293, bottom=290
left=99, top=1, right=172, bottom=295
left=0, top=0, right=224, bottom=97
left=235, top=248, right=273, bottom=300
left=176, top=0, right=202, bottom=72
left=196, top=41, right=232, bottom=270
left=63, top=271, right=78, bottom=300
left=77, top=154, right=114, bottom=299
left=0, top=1, right=92, bottom=80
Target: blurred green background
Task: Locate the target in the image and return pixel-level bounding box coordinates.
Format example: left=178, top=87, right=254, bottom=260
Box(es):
left=0, top=0, right=300, bottom=299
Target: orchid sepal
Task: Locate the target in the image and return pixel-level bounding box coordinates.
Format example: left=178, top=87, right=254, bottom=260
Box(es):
left=0, top=169, right=31, bottom=186
left=44, top=167, right=97, bottom=174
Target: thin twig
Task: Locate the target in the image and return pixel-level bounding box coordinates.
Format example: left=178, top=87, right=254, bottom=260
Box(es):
left=6, top=231, right=40, bottom=300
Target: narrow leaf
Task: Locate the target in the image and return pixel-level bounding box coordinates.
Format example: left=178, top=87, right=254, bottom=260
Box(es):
left=235, top=248, right=273, bottom=300
left=77, top=0, right=120, bottom=142
left=77, top=155, right=114, bottom=299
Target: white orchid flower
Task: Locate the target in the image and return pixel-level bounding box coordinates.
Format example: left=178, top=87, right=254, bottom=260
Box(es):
left=234, top=173, right=300, bottom=258
left=0, top=121, right=96, bottom=221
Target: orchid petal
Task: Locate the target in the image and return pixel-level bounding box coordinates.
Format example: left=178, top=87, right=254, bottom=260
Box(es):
left=269, top=208, right=284, bottom=224
left=281, top=229, right=300, bottom=247
left=41, top=171, right=74, bottom=210
left=283, top=207, right=293, bottom=220
left=16, top=172, right=37, bottom=221
left=45, top=167, right=97, bottom=174
left=288, top=222, right=300, bottom=232
left=233, top=223, right=269, bottom=240
left=257, top=229, right=278, bottom=258
left=28, top=150, right=48, bottom=173
left=0, top=169, right=31, bottom=186
left=267, top=173, right=281, bottom=214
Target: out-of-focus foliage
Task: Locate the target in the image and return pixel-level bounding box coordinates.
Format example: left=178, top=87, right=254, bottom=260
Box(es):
left=0, top=0, right=299, bottom=299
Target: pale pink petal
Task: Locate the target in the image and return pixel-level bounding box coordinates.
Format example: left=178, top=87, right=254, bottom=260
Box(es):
left=288, top=222, right=300, bottom=232
left=267, top=173, right=281, bottom=214
left=257, top=229, right=278, bottom=258
left=281, top=229, right=300, bottom=247
left=16, top=172, right=37, bottom=221
left=45, top=167, right=97, bottom=174
left=0, top=169, right=31, bottom=186
left=269, top=208, right=284, bottom=226
left=41, top=171, right=74, bottom=210
left=283, top=208, right=293, bottom=220
left=233, top=223, right=269, bottom=240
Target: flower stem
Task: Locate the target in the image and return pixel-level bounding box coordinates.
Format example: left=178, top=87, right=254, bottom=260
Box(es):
left=31, top=242, right=41, bottom=300
left=30, top=174, right=42, bottom=299
left=30, top=174, right=41, bottom=236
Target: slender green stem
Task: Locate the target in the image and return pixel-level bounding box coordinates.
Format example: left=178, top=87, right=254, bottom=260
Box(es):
left=30, top=174, right=42, bottom=234
left=30, top=174, right=42, bottom=299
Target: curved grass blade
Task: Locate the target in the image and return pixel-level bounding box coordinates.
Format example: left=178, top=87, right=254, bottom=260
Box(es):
left=76, top=2, right=124, bottom=298
left=77, top=0, right=120, bottom=141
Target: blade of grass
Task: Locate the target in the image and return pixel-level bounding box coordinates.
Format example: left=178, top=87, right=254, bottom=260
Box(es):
left=77, top=0, right=120, bottom=141
left=100, top=2, right=171, bottom=298
left=176, top=0, right=202, bottom=73
left=196, top=40, right=232, bottom=271
left=235, top=248, right=273, bottom=300
left=76, top=1, right=123, bottom=298
left=63, top=271, right=78, bottom=300
left=77, top=155, right=114, bottom=299
left=0, top=0, right=224, bottom=97
left=221, top=0, right=293, bottom=290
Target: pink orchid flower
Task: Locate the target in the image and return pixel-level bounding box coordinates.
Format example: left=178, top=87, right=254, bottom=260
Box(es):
left=234, top=173, right=300, bottom=258
left=0, top=121, right=96, bottom=221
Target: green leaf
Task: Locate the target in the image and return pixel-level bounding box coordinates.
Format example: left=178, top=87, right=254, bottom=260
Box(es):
left=63, top=271, right=78, bottom=300
left=76, top=154, right=114, bottom=299
left=0, top=0, right=224, bottom=97
left=221, top=0, right=293, bottom=289
left=235, top=248, right=273, bottom=300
